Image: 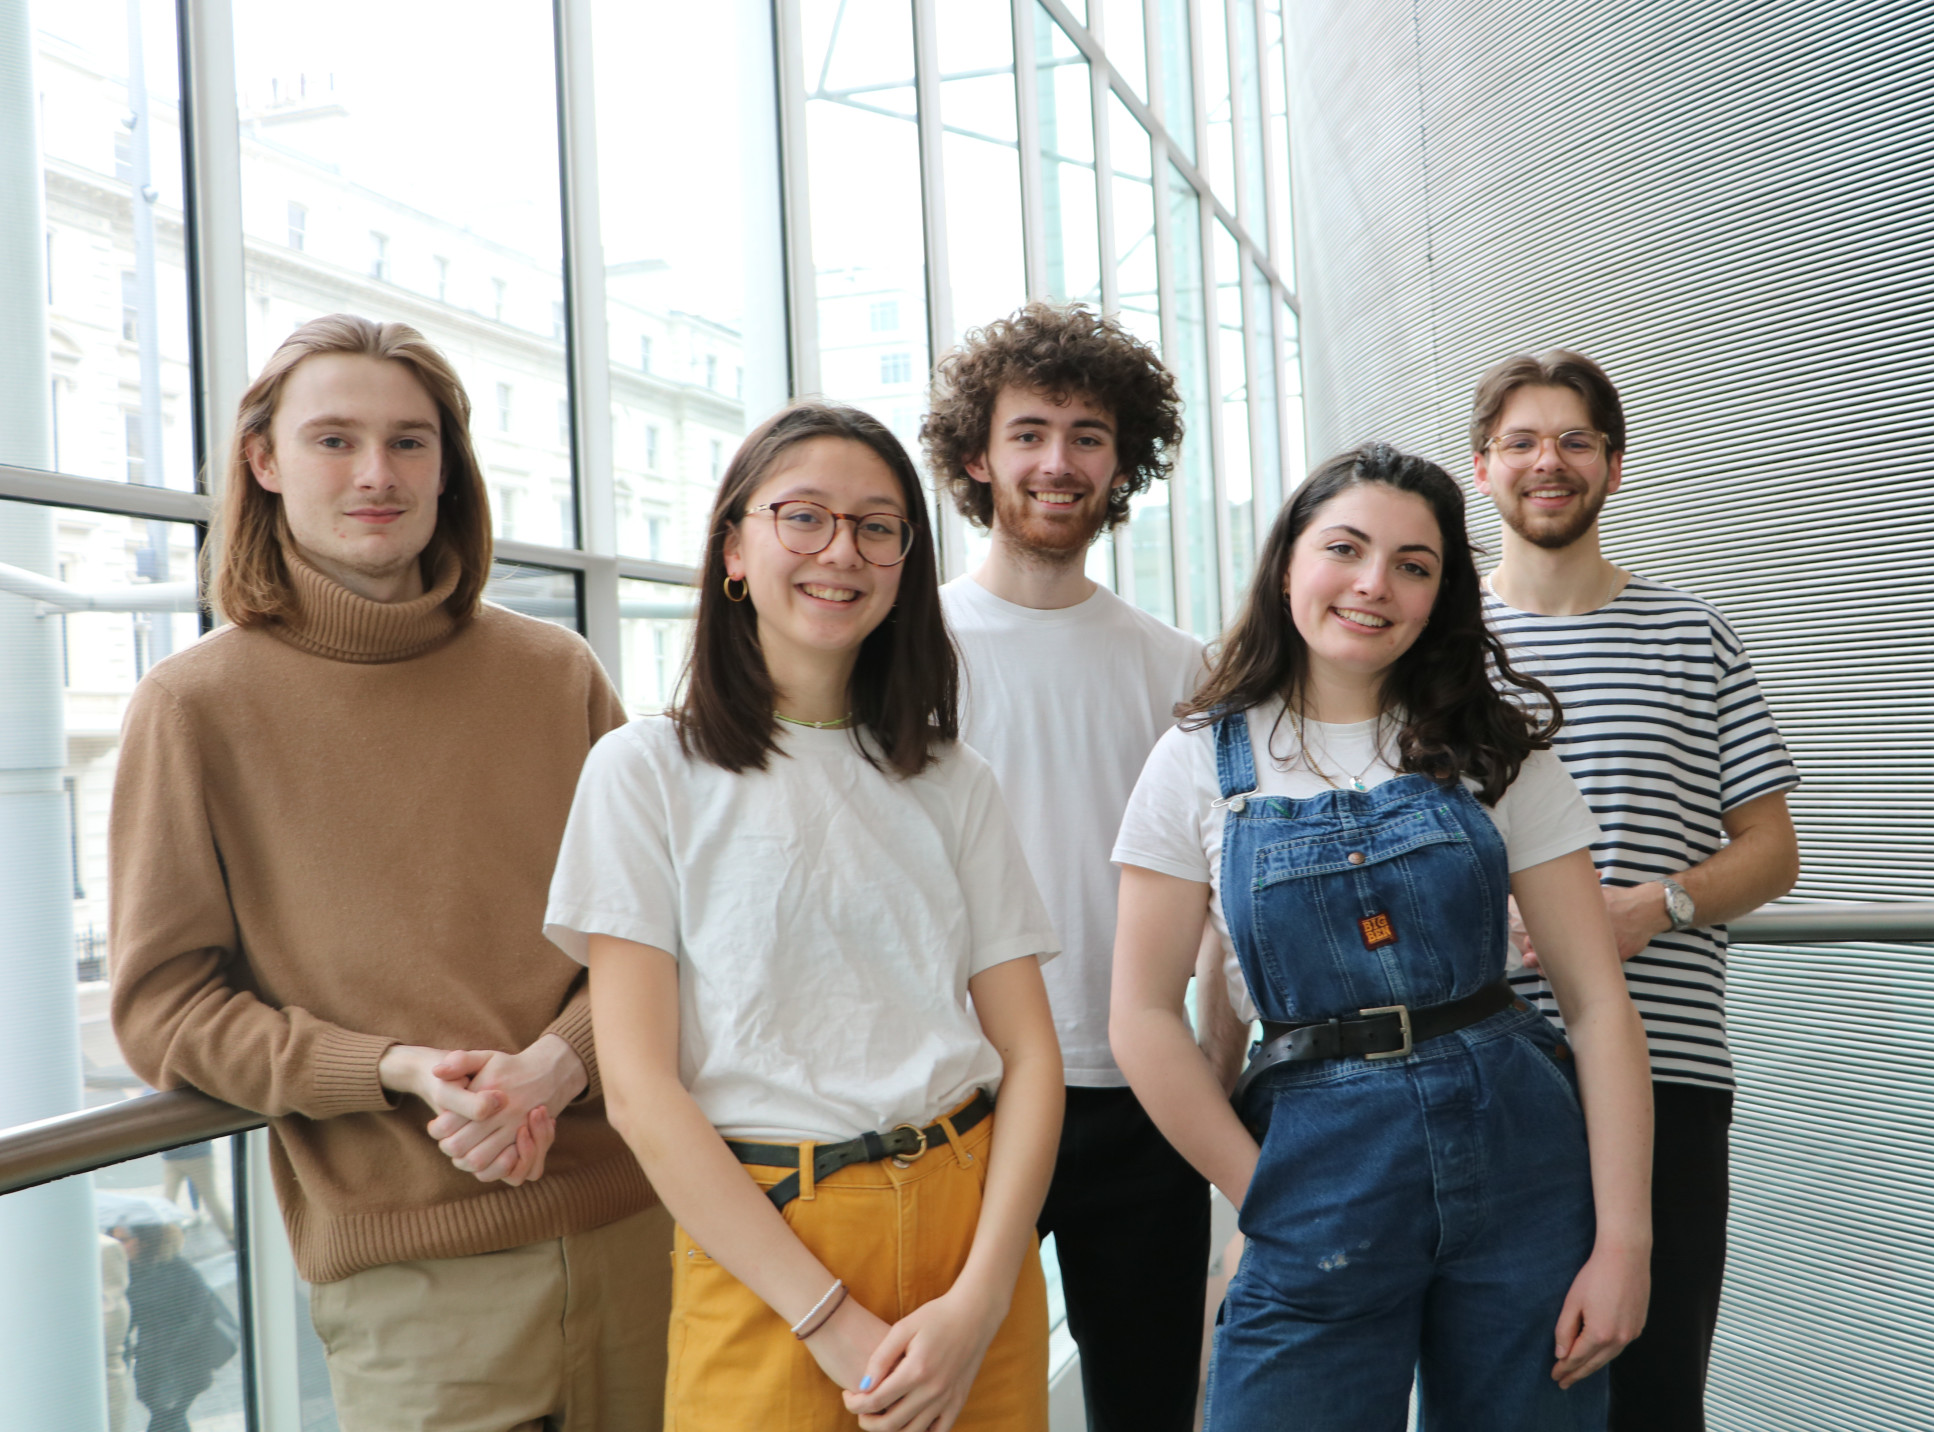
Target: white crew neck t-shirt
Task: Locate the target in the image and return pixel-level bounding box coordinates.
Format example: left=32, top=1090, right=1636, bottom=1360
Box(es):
left=1113, top=703, right=1601, bottom=1021
left=942, top=576, right=1206, bottom=1086
left=543, top=716, right=1059, bottom=1142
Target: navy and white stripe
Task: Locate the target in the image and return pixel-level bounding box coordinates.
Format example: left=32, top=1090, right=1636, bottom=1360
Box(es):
left=1488, top=576, right=1801, bottom=1090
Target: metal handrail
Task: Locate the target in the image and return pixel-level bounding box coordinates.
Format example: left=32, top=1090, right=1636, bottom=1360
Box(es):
left=0, top=1087, right=262, bottom=1198
left=2, top=901, right=1930, bottom=1198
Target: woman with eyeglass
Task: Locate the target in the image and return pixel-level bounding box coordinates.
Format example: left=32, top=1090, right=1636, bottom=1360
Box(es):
left=544, top=402, right=1062, bottom=1431
left=1110, top=443, right=1653, bottom=1429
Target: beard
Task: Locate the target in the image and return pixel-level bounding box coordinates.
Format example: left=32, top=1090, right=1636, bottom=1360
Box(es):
left=1499, top=481, right=1610, bottom=551
left=988, top=479, right=1110, bottom=566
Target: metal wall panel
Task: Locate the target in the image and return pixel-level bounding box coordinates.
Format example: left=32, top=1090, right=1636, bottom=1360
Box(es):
left=1284, top=0, right=1934, bottom=1424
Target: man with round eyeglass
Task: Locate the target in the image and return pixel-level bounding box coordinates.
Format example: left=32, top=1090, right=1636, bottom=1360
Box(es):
left=1470, top=349, right=1801, bottom=1432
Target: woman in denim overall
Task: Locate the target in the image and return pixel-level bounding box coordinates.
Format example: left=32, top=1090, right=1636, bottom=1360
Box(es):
left=1112, top=444, right=1653, bottom=1429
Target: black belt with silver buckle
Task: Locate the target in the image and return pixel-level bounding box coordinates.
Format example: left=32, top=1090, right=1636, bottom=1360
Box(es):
left=1232, top=980, right=1522, bottom=1106
left=726, top=1089, right=995, bottom=1212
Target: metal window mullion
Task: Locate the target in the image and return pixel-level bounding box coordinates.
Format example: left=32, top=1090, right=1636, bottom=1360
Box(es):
left=554, top=0, right=621, bottom=676
left=1149, top=130, right=1189, bottom=627
left=1091, top=44, right=1137, bottom=601
left=1186, top=0, right=1212, bottom=185
left=0, top=462, right=211, bottom=522
left=775, top=0, right=821, bottom=396
left=1223, top=0, right=1251, bottom=231
left=175, top=0, right=246, bottom=507
left=911, top=0, right=968, bottom=582
left=1198, top=199, right=1234, bottom=619
left=1255, top=0, right=1289, bottom=279
left=1239, top=237, right=1273, bottom=532
left=1012, top=0, right=1049, bottom=302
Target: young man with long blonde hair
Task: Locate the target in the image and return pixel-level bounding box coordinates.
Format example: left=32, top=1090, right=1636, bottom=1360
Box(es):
left=110, top=314, right=670, bottom=1430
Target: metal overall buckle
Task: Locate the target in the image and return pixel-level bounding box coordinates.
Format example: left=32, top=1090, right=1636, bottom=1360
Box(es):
left=890, top=1123, right=929, bottom=1168
left=1359, top=1004, right=1413, bottom=1059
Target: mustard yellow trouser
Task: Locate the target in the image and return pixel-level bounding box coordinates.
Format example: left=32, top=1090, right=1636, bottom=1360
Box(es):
left=666, top=1112, right=1050, bottom=1431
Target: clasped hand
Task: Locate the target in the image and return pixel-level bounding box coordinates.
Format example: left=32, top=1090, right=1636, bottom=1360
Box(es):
left=830, top=1287, right=1005, bottom=1432
left=379, top=1035, right=587, bottom=1186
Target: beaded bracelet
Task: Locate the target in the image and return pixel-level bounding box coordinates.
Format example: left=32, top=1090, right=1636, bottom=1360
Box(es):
left=791, top=1278, right=847, bottom=1340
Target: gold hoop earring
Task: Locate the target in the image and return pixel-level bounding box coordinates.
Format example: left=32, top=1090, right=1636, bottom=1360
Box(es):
left=723, top=575, right=748, bottom=603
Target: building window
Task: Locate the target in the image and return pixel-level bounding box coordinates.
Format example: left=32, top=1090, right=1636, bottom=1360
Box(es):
left=552, top=301, right=567, bottom=341
left=646, top=515, right=666, bottom=561
left=288, top=201, right=307, bottom=251
left=496, top=383, right=513, bottom=433
left=705, top=354, right=718, bottom=390
left=492, top=277, right=507, bottom=321
left=880, top=351, right=913, bottom=385
left=869, top=299, right=899, bottom=332
left=710, top=438, right=724, bottom=480
left=49, top=380, right=60, bottom=472
left=735, top=365, right=744, bottom=399
left=120, top=271, right=139, bottom=341
left=434, top=255, right=449, bottom=302
left=645, top=424, right=660, bottom=470
left=640, top=335, right=653, bottom=373
left=558, top=397, right=572, bottom=448
left=369, top=231, right=389, bottom=282
left=123, top=411, right=144, bottom=482
left=114, top=122, right=133, bottom=182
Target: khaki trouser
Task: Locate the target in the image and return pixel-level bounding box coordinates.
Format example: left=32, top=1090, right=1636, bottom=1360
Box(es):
left=665, top=1111, right=1049, bottom=1432
left=311, top=1203, right=674, bottom=1432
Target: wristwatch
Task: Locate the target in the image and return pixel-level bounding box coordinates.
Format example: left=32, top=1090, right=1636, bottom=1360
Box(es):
left=1660, top=877, right=1696, bottom=932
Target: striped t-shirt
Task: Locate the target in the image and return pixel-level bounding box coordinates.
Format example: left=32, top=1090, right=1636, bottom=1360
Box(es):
left=1486, top=575, right=1800, bottom=1090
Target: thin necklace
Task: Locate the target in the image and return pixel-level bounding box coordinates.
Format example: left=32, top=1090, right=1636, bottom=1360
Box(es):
left=774, top=710, right=853, bottom=730
left=1289, top=711, right=1387, bottom=792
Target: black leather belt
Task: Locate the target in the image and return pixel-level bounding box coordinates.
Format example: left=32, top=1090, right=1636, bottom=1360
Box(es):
left=727, top=1089, right=995, bottom=1212
left=1232, top=980, right=1522, bottom=1106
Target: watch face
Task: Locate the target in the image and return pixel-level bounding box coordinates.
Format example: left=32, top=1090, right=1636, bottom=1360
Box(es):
left=1665, top=883, right=1695, bottom=927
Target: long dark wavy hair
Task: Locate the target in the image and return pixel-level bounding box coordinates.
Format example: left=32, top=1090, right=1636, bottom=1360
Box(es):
left=1181, top=442, right=1560, bottom=803
left=672, top=402, right=958, bottom=778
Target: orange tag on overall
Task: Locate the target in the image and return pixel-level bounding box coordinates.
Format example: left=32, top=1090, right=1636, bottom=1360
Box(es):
left=1359, top=912, right=1396, bottom=950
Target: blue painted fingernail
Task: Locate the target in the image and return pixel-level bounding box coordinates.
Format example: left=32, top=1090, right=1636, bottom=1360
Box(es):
left=859, top=1376, right=873, bottom=1392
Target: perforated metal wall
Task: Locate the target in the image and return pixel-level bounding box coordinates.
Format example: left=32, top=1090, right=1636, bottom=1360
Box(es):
left=1283, top=1, right=1934, bottom=1424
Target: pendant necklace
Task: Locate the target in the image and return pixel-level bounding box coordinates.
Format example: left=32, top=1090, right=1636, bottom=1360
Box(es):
left=774, top=710, right=853, bottom=730
left=1290, top=712, right=1387, bottom=792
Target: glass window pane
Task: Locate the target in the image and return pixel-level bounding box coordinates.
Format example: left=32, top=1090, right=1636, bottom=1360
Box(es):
left=1214, top=223, right=1253, bottom=590
left=1200, top=0, right=1236, bottom=208
left=618, top=577, right=696, bottom=717
left=594, top=3, right=763, bottom=571
left=233, top=1, right=574, bottom=549
left=1247, top=257, right=1283, bottom=526
left=799, top=0, right=928, bottom=455
left=483, top=558, right=579, bottom=633
left=25, top=0, right=195, bottom=491
left=938, top=0, right=1025, bottom=343
left=0, top=500, right=200, bottom=1125
left=1262, top=0, right=1294, bottom=278
left=1036, top=9, right=1102, bottom=308
left=1101, top=0, right=1148, bottom=100
left=1281, top=297, right=1306, bottom=491
left=1236, top=0, right=1268, bottom=234
left=1155, top=0, right=1196, bottom=162
left=0, top=1153, right=247, bottom=1427
left=1165, top=166, right=1218, bottom=639
left=1108, top=95, right=1160, bottom=349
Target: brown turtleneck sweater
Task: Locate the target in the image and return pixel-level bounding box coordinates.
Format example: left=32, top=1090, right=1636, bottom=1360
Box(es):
left=109, top=549, right=653, bottom=1282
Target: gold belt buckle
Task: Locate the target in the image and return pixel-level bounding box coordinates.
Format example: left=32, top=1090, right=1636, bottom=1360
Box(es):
left=890, top=1123, right=928, bottom=1168
left=1360, top=1004, right=1413, bottom=1060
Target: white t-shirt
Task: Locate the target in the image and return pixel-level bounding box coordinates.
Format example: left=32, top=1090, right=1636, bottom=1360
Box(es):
left=1112, top=703, right=1601, bottom=1021
left=942, top=577, right=1207, bottom=1086
left=543, top=716, right=1059, bottom=1142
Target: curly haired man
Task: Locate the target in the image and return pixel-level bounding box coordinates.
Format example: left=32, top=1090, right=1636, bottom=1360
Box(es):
left=925, top=303, right=1242, bottom=1429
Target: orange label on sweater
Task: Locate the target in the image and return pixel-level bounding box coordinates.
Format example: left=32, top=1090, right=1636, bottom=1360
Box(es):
left=1359, top=912, right=1396, bottom=949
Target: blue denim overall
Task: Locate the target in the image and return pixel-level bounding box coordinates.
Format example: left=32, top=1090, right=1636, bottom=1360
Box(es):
left=1205, top=714, right=1608, bottom=1431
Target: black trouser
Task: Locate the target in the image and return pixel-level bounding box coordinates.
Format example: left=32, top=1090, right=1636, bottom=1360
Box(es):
left=1037, top=1084, right=1210, bottom=1432
left=1610, top=1081, right=1734, bottom=1432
